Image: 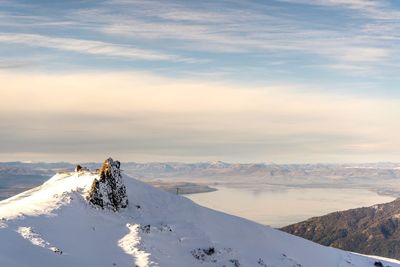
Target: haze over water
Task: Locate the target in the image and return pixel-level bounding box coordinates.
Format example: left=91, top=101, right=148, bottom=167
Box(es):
left=187, top=186, right=395, bottom=227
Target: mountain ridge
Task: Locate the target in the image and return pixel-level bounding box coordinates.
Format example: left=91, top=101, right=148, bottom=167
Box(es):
left=0, top=159, right=399, bottom=266
left=282, top=198, right=400, bottom=260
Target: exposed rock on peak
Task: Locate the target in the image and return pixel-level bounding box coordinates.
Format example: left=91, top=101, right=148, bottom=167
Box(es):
left=75, top=165, right=82, bottom=172
left=87, top=158, right=128, bottom=211
left=75, top=164, right=89, bottom=172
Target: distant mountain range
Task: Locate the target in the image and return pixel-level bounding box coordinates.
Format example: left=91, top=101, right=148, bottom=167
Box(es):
left=120, top=161, right=400, bottom=180
left=3, top=161, right=400, bottom=179
left=282, top=198, right=400, bottom=259
left=2, top=161, right=400, bottom=200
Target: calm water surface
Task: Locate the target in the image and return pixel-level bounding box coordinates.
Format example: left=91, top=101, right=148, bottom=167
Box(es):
left=186, top=186, right=395, bottom=227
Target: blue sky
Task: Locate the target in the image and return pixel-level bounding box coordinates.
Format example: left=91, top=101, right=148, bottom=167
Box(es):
left=1, top=0, right=400, bottom=163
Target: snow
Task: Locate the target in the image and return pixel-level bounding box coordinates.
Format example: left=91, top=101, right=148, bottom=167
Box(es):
left=0, top=170, right=399, bottom=267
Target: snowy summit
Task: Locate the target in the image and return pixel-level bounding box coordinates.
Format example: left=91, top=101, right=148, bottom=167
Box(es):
left=0, top=158, right=398, bottom=267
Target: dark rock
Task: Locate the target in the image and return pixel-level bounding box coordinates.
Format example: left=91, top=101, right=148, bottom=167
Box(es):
left=257, top=258, right=267, bottom=267
left=229, top=259, right=240, bottom=267
left=191, top=247, right=217, bottom=262
left=75, top=164, right=89, bottom=172
left=87, top=158, right=128, bottom=211
left=140, top=224, right=151, bottom=233
left=204, top=247, right=215, bottom=256
left=51, top=247, right=63, bottom=255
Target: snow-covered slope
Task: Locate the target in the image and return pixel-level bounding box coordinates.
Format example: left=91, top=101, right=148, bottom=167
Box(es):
left=0, top=165, right=399, bottom=267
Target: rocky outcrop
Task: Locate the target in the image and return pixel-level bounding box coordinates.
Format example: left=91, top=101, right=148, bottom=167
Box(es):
left=281, top=198, right=400, bottom=259
left=75, top=165, right=83, bottom=172
left=75, top=165, right=89, bottom=172
left=87, top=158, right=128, bottom=211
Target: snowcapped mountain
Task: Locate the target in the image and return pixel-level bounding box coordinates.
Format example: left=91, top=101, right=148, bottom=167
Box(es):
left=0, top=159, right=399, bottom=267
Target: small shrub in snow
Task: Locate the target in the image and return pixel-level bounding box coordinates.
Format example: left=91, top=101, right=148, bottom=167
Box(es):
left=140, top=224, right=151, bottom=234
left=229, top=259, right=240, bottom=267
left=257, top=258, right=267, bottom=267
left=204, top=247, right=215, bottom=255
left=51, top=247, right=62, bottom=255
left=191, top=247, right=217, bottom=262
left=75, top=165, right=82, bottom=172
left=159, top=223, right=172, bottom=232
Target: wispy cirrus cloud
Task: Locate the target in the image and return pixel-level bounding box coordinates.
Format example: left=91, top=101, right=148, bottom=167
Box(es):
left=101, top=20, right=391, bottom=66
left=278, top=0, right=399, bottom=19
left=0, top=33, right=192, bottom=62
left=278, top=0, right=382, bottom=9
left=0, top=59, right=34, bottom=69
left=0, top=1, right=398, bottom=80
left=82, top=1, right=394, bottom=74
left=1, top=0, right=398, bottom=74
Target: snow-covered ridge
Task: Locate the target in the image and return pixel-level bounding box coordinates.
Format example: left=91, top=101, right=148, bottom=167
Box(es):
left=0, top=160, right=399, bottom=267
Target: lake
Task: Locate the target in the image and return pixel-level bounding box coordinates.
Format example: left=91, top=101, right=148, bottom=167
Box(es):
left=186, top=186, right=395, bottom=228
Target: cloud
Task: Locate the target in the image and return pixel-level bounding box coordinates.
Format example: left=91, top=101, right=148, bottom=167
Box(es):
left=0, top=1, right=400, bottom=162
left=67, top=0, right=396, bottom=71
left=278, top=0, right=398, bottom=19
left=0, top=0, right=398, bottom=76
left=0, top=59, right=34, bottom=69
left=0, top=33, right=191, bottom=62
left=280, top=0, right=381, bottom=9
left=1, top=70, right=400, bottom=162
left=322, top=63, right=374, bottom=74
left=336, top=47, right=389, bottom=62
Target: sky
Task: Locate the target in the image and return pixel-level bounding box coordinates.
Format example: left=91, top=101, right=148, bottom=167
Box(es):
left=1, top=0, right=400, bottom=163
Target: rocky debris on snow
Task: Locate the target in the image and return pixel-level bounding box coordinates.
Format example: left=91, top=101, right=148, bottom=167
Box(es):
left=140, top=224, right=151, bottom=234
left=159, top=223, right=172, bottom=232
left=191, top=247, right=217, bottom=262
left=374, top=261, right=392, bottom=267
left=75, top=165, right=82, bottom=172
left=257, top=258, right=267, bottom=266
left=191, top=247, right=242, bottom=266
left=281, top=253, right=303, bottom=267
left=228, top=259, right=240, bottom=267
left=75, top=165, right=90, bottom=172
left=87, top=158, right=128, bottom=211
left=51, top=247, right=63, bottom=255
left=139, top=223, right=173, bottom=234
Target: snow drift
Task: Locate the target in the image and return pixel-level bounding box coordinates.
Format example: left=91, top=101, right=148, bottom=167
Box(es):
left=0, top=159, right=399, bottom=267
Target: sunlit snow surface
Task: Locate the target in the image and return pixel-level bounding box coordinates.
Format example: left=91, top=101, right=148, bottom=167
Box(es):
left=0, top=172, right=399, bottom=267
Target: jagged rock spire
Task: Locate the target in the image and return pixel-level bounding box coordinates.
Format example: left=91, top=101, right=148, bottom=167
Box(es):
left=87, top=158, right=128, bottom=211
